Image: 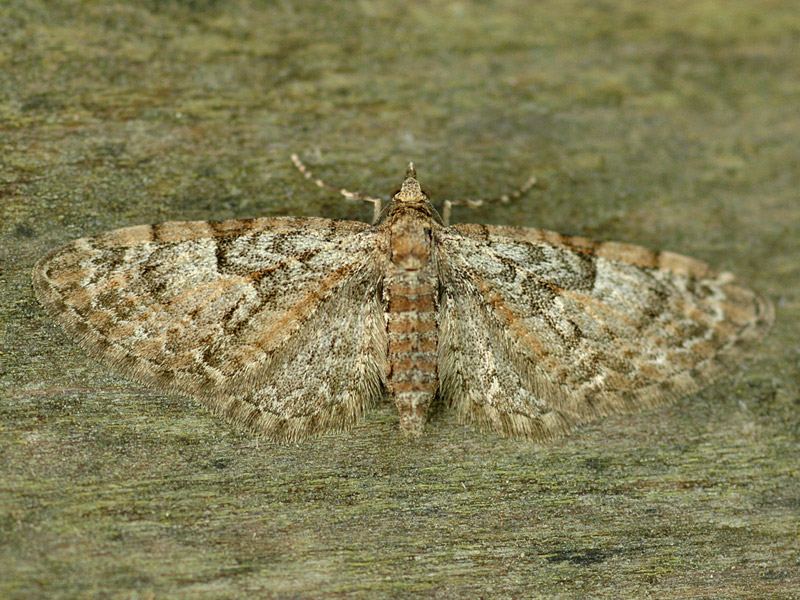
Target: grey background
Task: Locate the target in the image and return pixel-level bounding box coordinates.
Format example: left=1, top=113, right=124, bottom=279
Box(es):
left=1, top=1, right=797, bottom=598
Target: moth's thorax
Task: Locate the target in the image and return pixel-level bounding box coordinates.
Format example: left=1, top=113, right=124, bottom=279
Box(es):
left=388, top=208, right=434, bottom=271
left=378, top=172, right=441, bottom=271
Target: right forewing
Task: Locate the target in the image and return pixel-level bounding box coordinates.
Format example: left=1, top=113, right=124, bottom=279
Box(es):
left=435, top=223, right=772, bottom=440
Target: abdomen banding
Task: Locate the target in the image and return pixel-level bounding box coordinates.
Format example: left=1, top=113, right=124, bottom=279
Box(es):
left=381, top=197, right=443, bottom=435
left=385, top=277, right=439, bottom=435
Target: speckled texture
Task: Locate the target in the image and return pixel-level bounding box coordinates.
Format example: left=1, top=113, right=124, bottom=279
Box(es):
left=1, top=1, right=797, bottom=598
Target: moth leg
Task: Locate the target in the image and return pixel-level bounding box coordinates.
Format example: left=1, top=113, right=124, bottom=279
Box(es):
left=291, top=154, right=383, bottom=223
left=441, top=173, right=538, bottom=226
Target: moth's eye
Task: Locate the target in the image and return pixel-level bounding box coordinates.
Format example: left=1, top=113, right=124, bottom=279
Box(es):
left=390, top=186, right=402, bottom=197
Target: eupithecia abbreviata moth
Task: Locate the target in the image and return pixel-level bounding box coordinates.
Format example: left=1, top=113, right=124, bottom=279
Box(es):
left=32, top=158, right=773, bottom=441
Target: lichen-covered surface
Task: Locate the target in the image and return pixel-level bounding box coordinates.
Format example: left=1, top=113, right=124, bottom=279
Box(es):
left=1, top=1, right=797, bottom=598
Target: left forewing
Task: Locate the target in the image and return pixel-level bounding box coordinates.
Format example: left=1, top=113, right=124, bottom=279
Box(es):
left=33, top=216, right=389, bottom=441
left=435, top=223, right=773, bottom=440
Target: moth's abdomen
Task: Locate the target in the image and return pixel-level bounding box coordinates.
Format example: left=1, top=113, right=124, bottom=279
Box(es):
left=384, top=210, right=440, bottom=436
left=385, top=277, right=439, bottom=435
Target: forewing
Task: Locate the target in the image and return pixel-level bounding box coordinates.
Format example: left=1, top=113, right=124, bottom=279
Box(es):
left=436, top=223, right=773, bottom=440
left=33, top=217, right=388, bottom=440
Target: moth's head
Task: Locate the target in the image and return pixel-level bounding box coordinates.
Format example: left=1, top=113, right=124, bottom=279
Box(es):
left=394, top=162, right=427, bottom=204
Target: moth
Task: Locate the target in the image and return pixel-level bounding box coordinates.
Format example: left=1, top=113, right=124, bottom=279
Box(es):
left=32, top=158, right=773, bottom=441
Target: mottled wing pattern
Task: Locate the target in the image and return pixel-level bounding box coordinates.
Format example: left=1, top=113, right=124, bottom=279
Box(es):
left=436, top=224, right=773, bottom=440
left=33, top=217, right=388, bottom=441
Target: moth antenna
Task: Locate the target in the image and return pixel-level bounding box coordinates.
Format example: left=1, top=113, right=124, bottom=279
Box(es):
left=442, top=173, right=539, bottom=226
left=291, top=154, right=383, bottom=223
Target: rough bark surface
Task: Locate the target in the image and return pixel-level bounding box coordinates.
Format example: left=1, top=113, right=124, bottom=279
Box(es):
left=1, top=1, right=796, bottom=598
